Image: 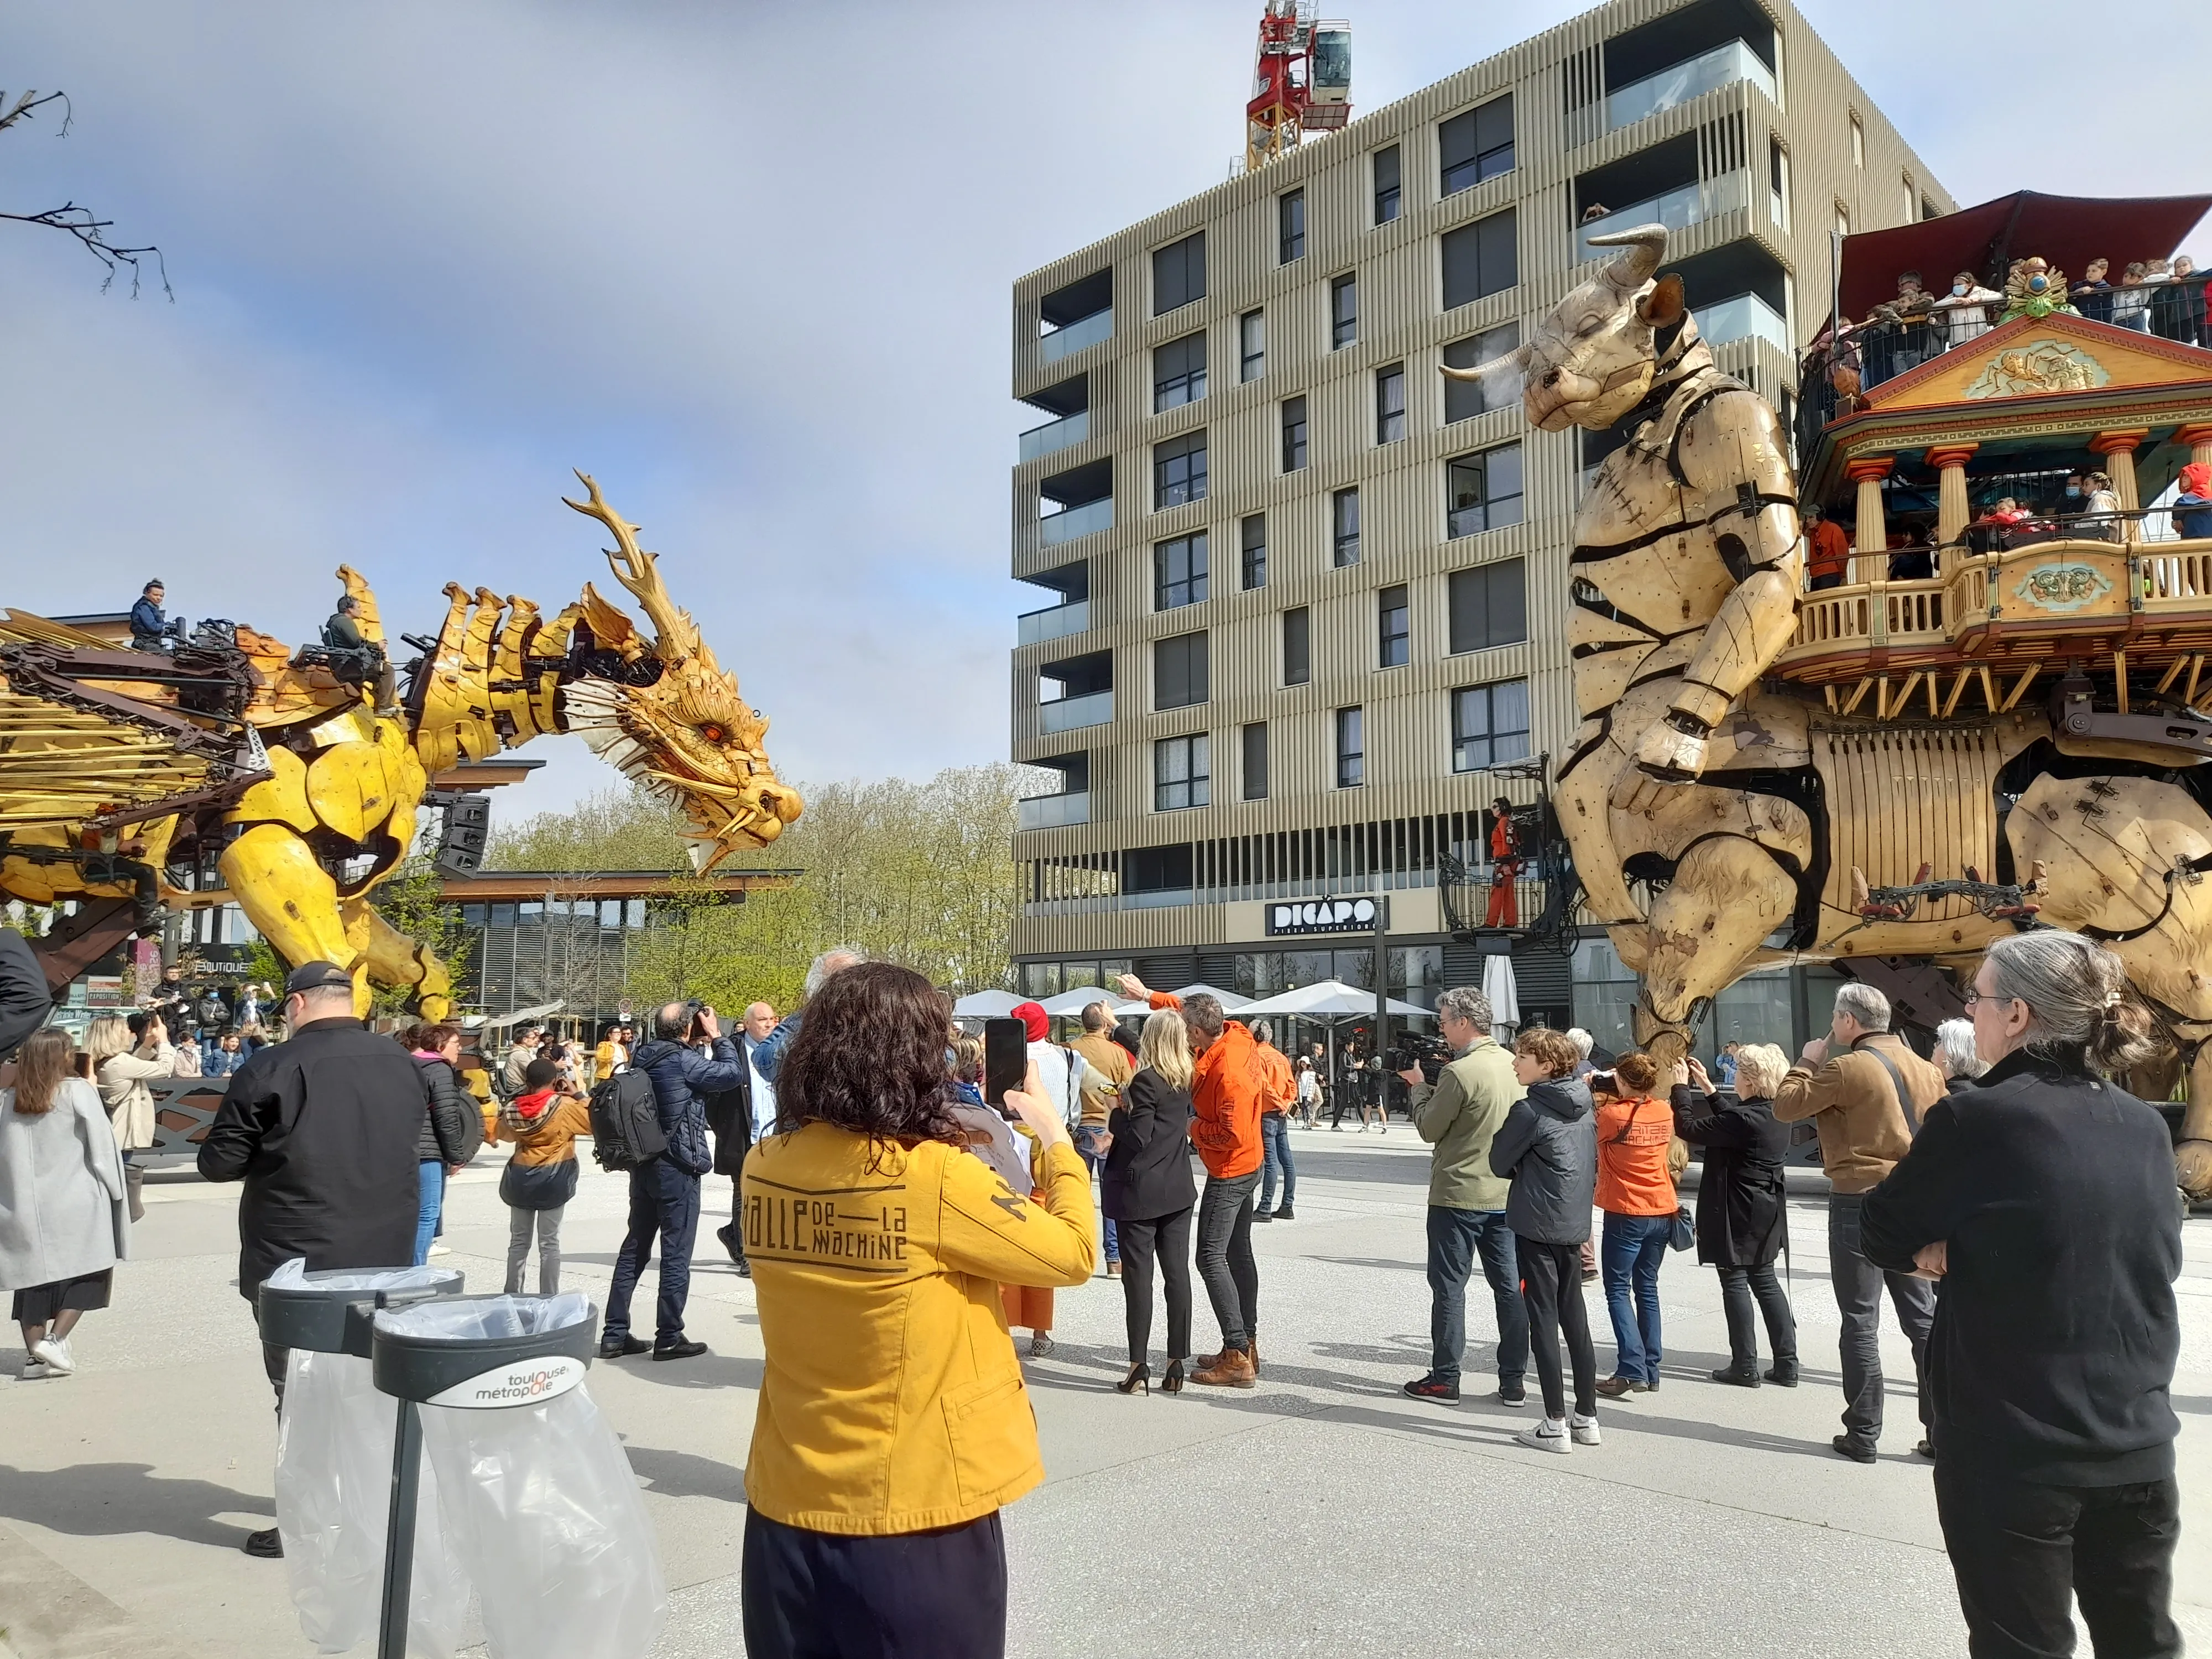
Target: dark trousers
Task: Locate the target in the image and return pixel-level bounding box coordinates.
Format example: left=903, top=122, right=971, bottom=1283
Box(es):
left=1194, top=1171, right=1260, bottom=1351
left=1517, top=1235, right=1596, bottom=1421
left=1933, top=1464, right=2182, bottom=1658
left=1426, top=1206, right=1526, bottom=1388
left=606, top=1157, right=702, bottom=1347
left=1828, top=1193, right=1934, bottom=1447
left=742, top=1505, right=1006, bottom=1659
left=1115, top=1207, right=1193, bottom=1365
left=1717, top=1262, right=1797, bottom=1369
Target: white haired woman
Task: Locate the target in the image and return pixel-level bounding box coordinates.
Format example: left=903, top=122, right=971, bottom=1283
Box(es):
left=1863, top=932, right=2181, bottom=1657
left=1932, top=1017, right=1986, bottom=1093
left=1671, top=1044, right=1797, bottom=1386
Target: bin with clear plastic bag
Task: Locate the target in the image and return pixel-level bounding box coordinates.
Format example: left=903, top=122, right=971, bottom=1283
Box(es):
left=371, top=1292, right=667, bottom=1659
left=257, top=1259, right=472, bottom=1657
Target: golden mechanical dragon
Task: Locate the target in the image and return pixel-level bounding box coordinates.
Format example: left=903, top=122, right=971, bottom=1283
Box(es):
left=0, top=475, right=800, bottom=1019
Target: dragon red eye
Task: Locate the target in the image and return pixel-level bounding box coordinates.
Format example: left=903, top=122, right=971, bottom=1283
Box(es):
left=701, top=725, right=725, bottom=743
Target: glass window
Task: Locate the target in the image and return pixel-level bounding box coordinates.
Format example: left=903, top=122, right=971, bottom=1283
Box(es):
left=490, top=902, right=516, bottom=927
left=1283, top=607, right=1311, bottom=685
left=1153, top=430, right=1208, bottom=510
left=1240, top=512, right=1267, bottom=589
left=1281, top=396, right=1308, bottom=472
left=1332, top=487, right=1361, bottom=566
left=1152, top=231, right=1206, bottom=314
left=1154, top=733, right=1211, bottom=811
left=1447, top=557, right=1528, bottom=653
left=1154, top=631, right=1209, bottom=709
left=1447, top=442, right=1524, bottom=537
left=1378, top=583, right=1409, bottom=667
left=1571, top=937, right=1639, bottom=1060
left=1452, top=678, right=1531, bottom=772
left=1336, top=706, right=1365, bottom=787
left=1441, top=208, right=1518, bottom=310
left=1443, top=322, right=1521, bottom=422
left=1152, top=331, right=1207, bottom=411
left=1240, top=309, right=1265, bottom=380
left=1242, top=721, right=1269, bottom=800
left=1438, top=93, right=1515, bottom=195
left=460, top=904, right=486, bottom=927
left=1373, top=144, right=1401, bottom=224
left=1154, top=531, right=1208, bottom=609
left=1279, top=189, right=1306, bottom=263
left=1330, top=272, right=1357, bottom=349
left=1376, top=363, right=1406, bottom=443
left=1850, top=116, right=1864, bottom=169
left=1023, top=961, right=1063, bottom=998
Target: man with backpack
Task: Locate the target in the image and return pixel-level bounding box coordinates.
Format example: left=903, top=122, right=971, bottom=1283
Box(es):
left=598, top=999, right=751, bottom=1361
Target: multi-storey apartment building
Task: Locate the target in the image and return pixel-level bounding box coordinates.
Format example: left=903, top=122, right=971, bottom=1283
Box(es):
left=1006, top=0, right=1952, bottom=1050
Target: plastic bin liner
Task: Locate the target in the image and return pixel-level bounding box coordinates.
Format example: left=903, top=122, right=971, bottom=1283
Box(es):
left=380, top=1294, right=667, bottom=1659
left=265, top=1258, right=457, bottom=1297
left=275, top=1348, right=471, bottom=1657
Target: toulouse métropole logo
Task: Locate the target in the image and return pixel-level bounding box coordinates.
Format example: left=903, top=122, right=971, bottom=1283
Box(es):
left=1267, top=896, right=1381, bottom=936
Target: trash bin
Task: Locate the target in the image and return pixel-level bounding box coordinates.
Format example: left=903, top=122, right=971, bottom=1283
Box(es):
left=256, top=1260, right=473, bottom=1657
left=371, top=1293, right=668, bottom=1659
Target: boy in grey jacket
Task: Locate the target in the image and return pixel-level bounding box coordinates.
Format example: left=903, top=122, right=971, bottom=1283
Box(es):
left=1490, top=1027, right=1599, bottom=1453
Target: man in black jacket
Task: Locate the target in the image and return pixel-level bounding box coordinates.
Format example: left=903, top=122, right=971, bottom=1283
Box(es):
left=1863, top=1032, right=2183, bottom=1656
left=603, top=1000, right=750, bottom=1361
left=197, top=961, right=430, bottom=1559
left=0, top=927, right=54, bottom=1062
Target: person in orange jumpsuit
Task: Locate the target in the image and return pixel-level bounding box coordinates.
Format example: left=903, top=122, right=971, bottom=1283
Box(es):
left=1485, top=797, right=1521, bottom=929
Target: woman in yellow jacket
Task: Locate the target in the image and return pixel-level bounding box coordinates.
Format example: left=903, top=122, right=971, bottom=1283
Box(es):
left=740, top=962, right=1095, bottom=1659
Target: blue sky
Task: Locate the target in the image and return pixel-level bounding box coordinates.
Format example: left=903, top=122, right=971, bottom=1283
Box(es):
left=4, top=1, right=2204, bottom=817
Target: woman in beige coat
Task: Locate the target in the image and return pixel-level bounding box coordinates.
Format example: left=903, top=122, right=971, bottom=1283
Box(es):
left=85, top=1014, right=170, bottom=1222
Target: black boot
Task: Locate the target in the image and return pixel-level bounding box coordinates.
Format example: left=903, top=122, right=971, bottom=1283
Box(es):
left=1764, top=1360, right=1800, bottom=1387
left=1709, top=1359, right=1762, bottom=1387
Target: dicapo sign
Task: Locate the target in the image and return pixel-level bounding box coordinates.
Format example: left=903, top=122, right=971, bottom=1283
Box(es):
left=1266, top=896, right=1386, bottom=937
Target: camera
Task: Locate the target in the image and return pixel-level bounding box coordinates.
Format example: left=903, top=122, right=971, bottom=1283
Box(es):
left=1385, top=1032, right=1454, bottom=1084
left=684, top=998, right=714, bottom=1040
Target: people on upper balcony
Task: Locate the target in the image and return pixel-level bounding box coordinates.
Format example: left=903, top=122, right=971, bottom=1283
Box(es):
left=1803, top=503, right=1851, bottom=592
left=2111, top=263, right=2152, bottom=332
left=2152, top=255, right=2206, bottom=345
left=2173, top=463, right=2212, bottom=541
left=1934, top=270, right=2000, bottom=349
left=1865, top=273, right=1940, bottom=382
left=2070, top=258, right=2113, bottom=324
left=1887, top=531, right=1936, bottom=583
left=2065, top=471, right=2122, bottom=541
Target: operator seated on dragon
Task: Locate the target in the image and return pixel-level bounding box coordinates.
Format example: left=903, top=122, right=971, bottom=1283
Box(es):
left=1446, top=224, right=1810, bottom=1063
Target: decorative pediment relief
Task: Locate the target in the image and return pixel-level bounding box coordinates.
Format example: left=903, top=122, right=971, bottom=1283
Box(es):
left=1866, top=314, right=2212, bottom=411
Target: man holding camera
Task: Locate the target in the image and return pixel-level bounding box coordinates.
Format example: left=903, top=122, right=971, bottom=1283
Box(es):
left=1398, top=987, right=1529, bottom=1406
left=603, top=999, right=752, bottom=1361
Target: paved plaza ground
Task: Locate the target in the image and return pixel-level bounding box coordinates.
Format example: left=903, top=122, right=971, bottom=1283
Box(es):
left=1, top=1129, right=2207, bottom=1658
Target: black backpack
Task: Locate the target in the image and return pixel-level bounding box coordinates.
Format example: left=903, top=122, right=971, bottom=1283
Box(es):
left=588, top=1071, right=666, bottom=1171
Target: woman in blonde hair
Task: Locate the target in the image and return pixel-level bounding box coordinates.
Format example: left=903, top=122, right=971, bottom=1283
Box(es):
left=1100, top=1009, right=1199, bottom=1395
left=1672, top=1042, right=1797, bottom=1386
left=85, top=1014, right=171, bottom=1222
left=1, top=1028, right=129, bottom=1378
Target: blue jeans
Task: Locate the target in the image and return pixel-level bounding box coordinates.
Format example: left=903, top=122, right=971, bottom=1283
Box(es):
left=1074, top=1126, right=1118, bottom=1265
left=1600, top=1212, right=1672, bottom=1384
left=606, top=1157, right=703, bottom=1347
left=413, top=1161, right=444, bottom=1266
left=1259, top=1113, right=1296, bottom=1211
left=1427, top=1206, right=1526, bottom=1388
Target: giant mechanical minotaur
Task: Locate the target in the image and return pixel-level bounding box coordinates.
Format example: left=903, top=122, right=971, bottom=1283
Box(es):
left=0, top=475, right=801, bottom=1020
left=1448, top=225, right=2212, bottom=1196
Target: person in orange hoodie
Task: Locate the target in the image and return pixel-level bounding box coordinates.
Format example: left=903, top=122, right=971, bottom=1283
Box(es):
left=1118, top=974, right=1266, bottom=1388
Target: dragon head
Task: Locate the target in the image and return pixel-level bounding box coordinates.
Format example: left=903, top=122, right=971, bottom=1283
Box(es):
left=557, top=473, right=803, bottom=872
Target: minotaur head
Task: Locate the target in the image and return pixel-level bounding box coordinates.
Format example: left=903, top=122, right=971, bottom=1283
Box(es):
left=1444, top=223, right=1706, bottom=433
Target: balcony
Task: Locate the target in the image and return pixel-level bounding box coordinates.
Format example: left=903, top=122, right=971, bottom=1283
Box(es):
left=1576, top=173, right=1749, bottom=264
left=1040, top=497, right=1112, bottom=546
left=1700, top=291, right=1791, bottom=353
left=1018, top=597, right=1090, bottom=646
left=1040, top=309, right=1112, bottom=364
left=1040, top=690, right=1113, bottom=734
left=1018, top=790, right=1091, bottom=831
left=1019, top=408, right=1089, bottom=463
left=1607, top=39, right=1775, bottom=131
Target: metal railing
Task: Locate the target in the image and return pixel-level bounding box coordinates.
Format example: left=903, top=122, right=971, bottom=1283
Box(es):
left=1040, top=309, right=1112, bottom=364
left=1606, top=39, right=1775, bottom=131
left=1018, top=408, right=1089, bottom=463
left=1016, top=790, right=1091, bottom=831
left=1039, top=497, right=1112, bottom=546
left=1701, top=291, right=1791, bottom=353
left=1038, top=688, right=1113, bottom=734
left=1017, top=598, right=1089, bottom=646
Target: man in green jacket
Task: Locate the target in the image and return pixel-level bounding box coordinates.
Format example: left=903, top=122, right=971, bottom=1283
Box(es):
left=1398, top=986, right=1528, bottom=1406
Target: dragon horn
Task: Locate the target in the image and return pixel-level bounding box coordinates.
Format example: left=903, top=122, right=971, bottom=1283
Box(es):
left=1586, top=222, right=1668, bottom=288
left=562, top=469, right=701, bottom=666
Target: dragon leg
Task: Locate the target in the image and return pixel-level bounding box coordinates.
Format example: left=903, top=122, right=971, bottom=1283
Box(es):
left=220, top=823, right=372, bottom=1014
left=345, top=896, right=453, bottom=1022
left=1623, top=834, right=1799, bottom=1067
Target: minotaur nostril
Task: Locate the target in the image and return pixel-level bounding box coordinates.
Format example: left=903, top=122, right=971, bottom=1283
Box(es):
left=1543, top=369, right=1563, bottom=388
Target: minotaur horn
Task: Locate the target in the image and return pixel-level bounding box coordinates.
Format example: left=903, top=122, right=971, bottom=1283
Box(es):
left=1586, top=222, right=1668, bottom=289
left=1438, top=342, right=1533, bottom=384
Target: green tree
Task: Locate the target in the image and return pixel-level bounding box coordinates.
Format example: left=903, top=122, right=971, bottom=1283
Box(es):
left=367, top=856, right=477, bottom=1016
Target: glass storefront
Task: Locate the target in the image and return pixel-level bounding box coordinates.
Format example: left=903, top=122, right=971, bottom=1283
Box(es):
left=1019, top=959, right=1134, bottom=998
left=1570, top=936, right=1845, bottom=1062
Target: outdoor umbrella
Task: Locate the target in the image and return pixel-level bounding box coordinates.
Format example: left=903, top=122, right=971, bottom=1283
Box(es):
left=951, top=989, right=1024, bottom=1019
left=1037, top=985, right=1147, bottom=1018
left=1480, top=955, right=1521, bottom=1043
left=1166, top=983, right=1253, bottom=1010
left=1234, top=979, right=1430, bottom=1019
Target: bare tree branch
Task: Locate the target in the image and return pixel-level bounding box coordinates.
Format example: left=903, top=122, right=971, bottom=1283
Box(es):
left=1, top=87, right=170, bottom=299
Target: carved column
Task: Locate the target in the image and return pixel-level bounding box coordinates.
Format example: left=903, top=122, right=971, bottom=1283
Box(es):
left=1927, top=443, right=1980, bottom=565
left=2177, top=422, right=2212, bottom=470
left=2090, top=429, right=2148, bottom=542
left=1847, top=456, right=1895, bottom=582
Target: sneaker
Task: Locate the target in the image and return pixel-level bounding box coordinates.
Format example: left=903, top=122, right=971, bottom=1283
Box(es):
left=1495, top=1385, right=1527, bottom=1408
left=598, top=1335, right=650, bottom=1359
left=1514, top=1420, right=1572, bottom=1454
left=1273, top=1206, right=1294, bottom=1221
left=1027, top=1333, right=1056, bottom=1359
left=1595, top=1376, right=1636, bottom=1400
left=735, top=1258, right=752, bottom=1279
left=652, top=1339, right=708, bottom=1362
left=1764, top=1362, right=1800, bottom=1387
left=427, top=1243, right=453, bottom=1258
left=1253, top=1209, right=1275, bottom=1223
left=1916, top=1439, right=1936, bottom=1460
left=242, top=1527, right=284, bottom=1559
left=714, top=1222, right=743, bottom=1264
left=1571, top=1413, right=1603, bottom=1446
left=19, top=1360, right=50, bottom=1381
left=1402, top=1374, right=1461, bottom=1403
left=1830, top=1434, right=1878, bottom=1464
left=31, top=1338, right=73, bottom=1376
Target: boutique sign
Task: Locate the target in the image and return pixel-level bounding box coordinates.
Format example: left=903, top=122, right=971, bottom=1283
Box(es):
left=1266, top=896, right=1386, bottom=937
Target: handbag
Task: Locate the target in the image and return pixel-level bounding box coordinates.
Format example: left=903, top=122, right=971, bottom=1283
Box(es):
left=1669, top=1205, right=1695, bottom=1251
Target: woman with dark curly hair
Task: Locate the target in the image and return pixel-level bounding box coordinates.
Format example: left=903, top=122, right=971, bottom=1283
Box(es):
left=738, top=961, right=1095, bottom=1659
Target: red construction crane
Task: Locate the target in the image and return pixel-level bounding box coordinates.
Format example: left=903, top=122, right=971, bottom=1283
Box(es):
left=1245, top=1, right=1351, bottom=174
